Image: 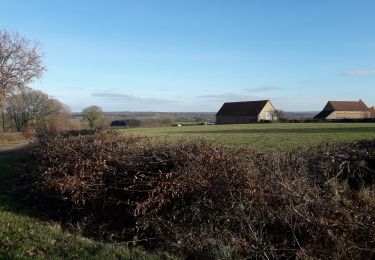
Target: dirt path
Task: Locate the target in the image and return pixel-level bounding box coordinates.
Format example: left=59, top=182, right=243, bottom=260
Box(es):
left=0, top=142, right=30, bottom=157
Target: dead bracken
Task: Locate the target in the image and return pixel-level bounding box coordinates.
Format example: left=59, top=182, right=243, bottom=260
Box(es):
left=24, top=131, right=375, bottom=259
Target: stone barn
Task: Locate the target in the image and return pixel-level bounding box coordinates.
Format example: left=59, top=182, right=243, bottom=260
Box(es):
left=370, top=106, right=375, bottom=118
left=216, top=100, right=277, bottom=124
left=314, top=100, right=373, bottom=119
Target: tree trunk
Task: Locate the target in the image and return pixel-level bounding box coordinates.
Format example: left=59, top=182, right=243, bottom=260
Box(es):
left=10, top=116, right=13, bottom=132
left=1, top=110, right=5, bottom=133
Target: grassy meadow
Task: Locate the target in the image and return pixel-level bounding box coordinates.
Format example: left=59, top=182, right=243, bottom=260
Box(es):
left=120, top=122, right=375, bottom=150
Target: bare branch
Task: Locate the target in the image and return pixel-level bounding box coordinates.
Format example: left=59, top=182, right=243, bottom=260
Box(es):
left=0, top=30, right=46, bottom=104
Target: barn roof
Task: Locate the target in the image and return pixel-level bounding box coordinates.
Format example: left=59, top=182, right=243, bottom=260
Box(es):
left=314, top=110, right=333, bottom=119
left=216, top=100, right=270, bottom=116
left=327, top=100, right=369, bottom=111
left=314, top=100, right=370, bottom=119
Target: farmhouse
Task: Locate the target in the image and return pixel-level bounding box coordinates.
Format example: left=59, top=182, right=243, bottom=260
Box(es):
left=314, top=100, right=373, bottom=120
left=216, top=100, right=277, bottom=124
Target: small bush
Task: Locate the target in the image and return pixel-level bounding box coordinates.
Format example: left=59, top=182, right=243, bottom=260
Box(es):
left=24, top=133, right=375, bottom=258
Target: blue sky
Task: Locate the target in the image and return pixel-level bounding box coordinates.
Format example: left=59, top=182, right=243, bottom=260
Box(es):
left=2, top=0, right=375, bottom=112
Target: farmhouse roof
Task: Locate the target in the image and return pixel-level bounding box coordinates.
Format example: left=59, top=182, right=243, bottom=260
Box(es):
left=216, top=100, right=270, bottom=116
left=327, top=100, right=369, bottom=111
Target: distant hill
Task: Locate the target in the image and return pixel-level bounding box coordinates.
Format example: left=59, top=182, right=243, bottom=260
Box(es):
left=71, top=111, right=217, bottom=124
left=71, top=111, right=318, bottom=122
left=284, top=111, right=318, bottom=120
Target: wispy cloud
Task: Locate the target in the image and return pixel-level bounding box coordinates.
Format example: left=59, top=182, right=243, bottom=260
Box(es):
left=243, top=85, right=284, bottom=92
left=195, top=92, right=262, bottom=101
left=339, top=70, right=375, bottom=77
left=92, top=92, right=178, bottom=105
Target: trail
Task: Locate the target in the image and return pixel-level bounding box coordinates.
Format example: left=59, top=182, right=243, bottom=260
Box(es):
left=0, top=142, right=30, bottom=157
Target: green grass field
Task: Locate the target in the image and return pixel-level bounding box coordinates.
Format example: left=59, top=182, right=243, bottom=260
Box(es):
left=120, top=122, right=375, bottom=150
left=0, top=151, right=176, bottom=259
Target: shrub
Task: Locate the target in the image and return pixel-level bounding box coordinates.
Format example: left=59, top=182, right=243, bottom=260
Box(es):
left=24, top=133, right=375, bottom=258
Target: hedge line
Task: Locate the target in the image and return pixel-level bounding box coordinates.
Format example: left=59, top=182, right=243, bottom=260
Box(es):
left=24, top=132, right=375, bottom=259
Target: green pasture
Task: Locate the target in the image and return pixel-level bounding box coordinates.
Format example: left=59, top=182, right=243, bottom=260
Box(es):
left=119, top=122, right=375, bottom=150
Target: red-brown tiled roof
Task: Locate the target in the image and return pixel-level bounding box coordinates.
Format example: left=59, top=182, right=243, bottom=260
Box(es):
left=216, top=100, right=269, bottom=116
left=327, top=100, right=369, bottom=111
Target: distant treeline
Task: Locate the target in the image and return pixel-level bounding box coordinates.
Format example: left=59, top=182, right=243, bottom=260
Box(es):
left=110, top=118, right=176, bottom=127
left=110, top=114, right=215, bottom=127
left=110, top=117, right=375, bottom=127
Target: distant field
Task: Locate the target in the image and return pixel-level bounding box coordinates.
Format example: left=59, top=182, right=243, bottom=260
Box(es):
left=119, top=122, right=375, bottom=150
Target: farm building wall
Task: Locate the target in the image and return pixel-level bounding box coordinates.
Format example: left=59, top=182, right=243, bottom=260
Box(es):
left=258, top=101, right=277, bottom=121
left=326, top=111, right=371, bottom=119
left=216, top=115, right=258, bottom=124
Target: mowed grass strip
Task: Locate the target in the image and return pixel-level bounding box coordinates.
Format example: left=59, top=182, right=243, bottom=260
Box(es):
left=0, top=152, right=177, bottom=260
left=119, top=122, right=375, bottom=150
left=0, top=133, right=27, bottom=149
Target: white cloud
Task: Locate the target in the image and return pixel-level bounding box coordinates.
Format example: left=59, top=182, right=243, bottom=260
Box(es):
left=91, top=92, right=178, bottom=105
left=339, top=70, right=375, bottom=77
left=195, top=92, right=263, bottom=102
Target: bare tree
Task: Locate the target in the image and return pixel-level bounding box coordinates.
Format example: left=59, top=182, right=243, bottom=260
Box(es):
left=6, top=88, right=68, bottom=132
left=82, top=105, right=106, bottom=130
left=0, top=30, right=46, bottom=132
left=274, top=109, right=286, bottom=121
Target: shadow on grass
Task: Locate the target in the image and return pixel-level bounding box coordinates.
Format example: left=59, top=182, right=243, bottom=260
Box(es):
left=0, top=149, right=176, bottom=259
left=0, top=149, right=73, bottom=225
left=0, top=252, right=13, bottom=260
left=0, top=150, right=29, bottom=211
